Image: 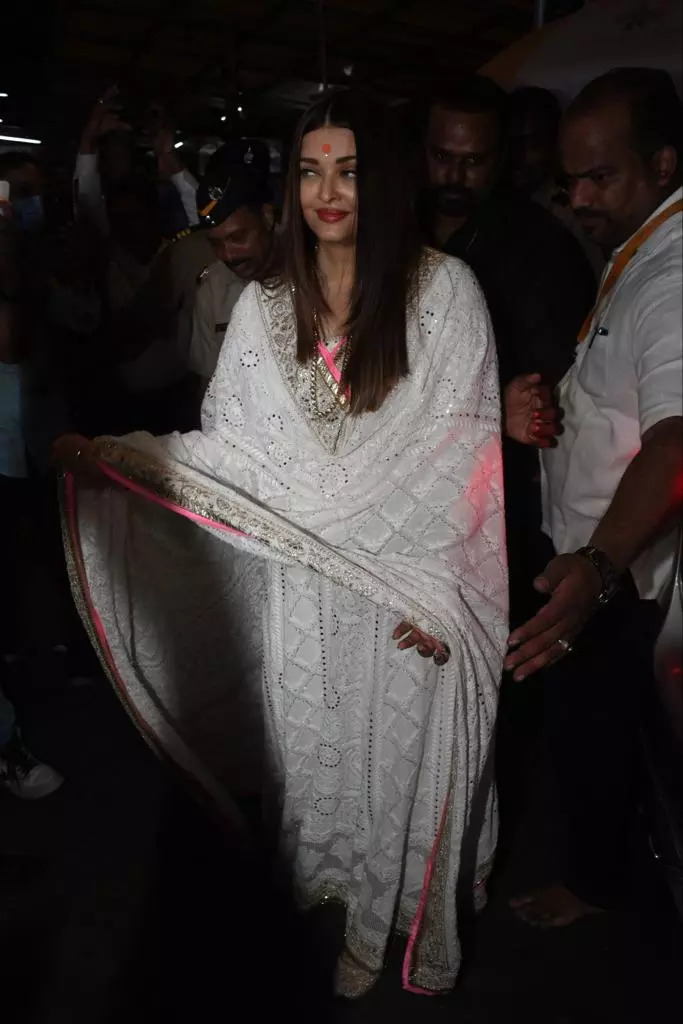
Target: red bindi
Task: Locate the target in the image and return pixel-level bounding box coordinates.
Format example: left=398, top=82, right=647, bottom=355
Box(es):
left=322, top=143, right=332, bottom=156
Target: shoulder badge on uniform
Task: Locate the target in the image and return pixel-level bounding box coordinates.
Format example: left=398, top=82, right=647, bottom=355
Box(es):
left=169, top=226, right=193, bottom=245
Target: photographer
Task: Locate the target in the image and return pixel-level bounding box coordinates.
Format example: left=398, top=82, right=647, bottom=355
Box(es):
left=71, top=89, right=205, bottom=433
left=74, top=87, right=199, bottom=237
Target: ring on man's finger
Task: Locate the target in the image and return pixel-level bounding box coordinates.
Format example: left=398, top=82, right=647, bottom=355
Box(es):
left=556, top=638, right=574, bottom=654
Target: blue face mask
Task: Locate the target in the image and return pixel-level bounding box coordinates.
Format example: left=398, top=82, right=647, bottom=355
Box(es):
left=13, top=194, right=45, bottom=232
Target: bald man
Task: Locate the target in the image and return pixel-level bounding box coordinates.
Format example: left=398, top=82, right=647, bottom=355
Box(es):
left=506, top=68, right=683, bottom=927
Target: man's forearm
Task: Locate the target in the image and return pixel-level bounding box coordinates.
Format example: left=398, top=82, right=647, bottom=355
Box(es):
left=73, top=152, right=109, bottom=235
left=590, top=417, right=683, bottom=572
left=171, top=168, right=199, bottom=227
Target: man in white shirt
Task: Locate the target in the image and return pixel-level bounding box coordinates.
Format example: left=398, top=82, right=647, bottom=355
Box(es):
left=505, top=68, right=683, bottom=926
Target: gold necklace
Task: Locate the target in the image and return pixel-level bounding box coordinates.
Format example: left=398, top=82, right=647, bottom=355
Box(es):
left=310, top=309, right=351, bottom=420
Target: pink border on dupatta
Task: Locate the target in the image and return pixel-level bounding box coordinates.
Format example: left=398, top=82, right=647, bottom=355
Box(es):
left=62, top=466, right=249, bottom=740
left=401, top=795, right=450, bottom=995
left=317, top=337, right=351, bottom=402
left=66, top=462, right=449, bottom=997
left=97, top=462, right=249, bottom=537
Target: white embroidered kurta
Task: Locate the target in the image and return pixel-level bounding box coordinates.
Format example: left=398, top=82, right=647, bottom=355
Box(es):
left=63, top=250, right=507, bottom=994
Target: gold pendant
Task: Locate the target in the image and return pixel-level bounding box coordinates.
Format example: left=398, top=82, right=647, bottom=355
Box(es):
left=314, top=354, right=349, bottom=409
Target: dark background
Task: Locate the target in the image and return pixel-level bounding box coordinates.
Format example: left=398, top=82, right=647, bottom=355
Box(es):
left=3, top=0, right=585, bottom=158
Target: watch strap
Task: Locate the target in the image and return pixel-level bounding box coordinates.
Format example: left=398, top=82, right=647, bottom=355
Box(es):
left=576, top=545, right=622, bottom=604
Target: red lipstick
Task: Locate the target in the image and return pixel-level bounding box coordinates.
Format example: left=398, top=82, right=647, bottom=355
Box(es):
left=316, top=209, right=348, bottom=223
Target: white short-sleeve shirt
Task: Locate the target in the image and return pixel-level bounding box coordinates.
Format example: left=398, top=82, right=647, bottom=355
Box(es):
left=541, top=187, right=683, bottom=602
left=189, top=260, right=246, bottom=380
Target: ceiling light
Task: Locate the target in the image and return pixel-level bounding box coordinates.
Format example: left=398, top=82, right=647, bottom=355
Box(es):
left=237, top=106, right=243, bottom=113
left=0, top=134, right=41, bottom=144
left=220, top=115, right=226, bottom=122
left=174, top=140, right=184, bottom=149
left=0, top=93, right=8, bottom=98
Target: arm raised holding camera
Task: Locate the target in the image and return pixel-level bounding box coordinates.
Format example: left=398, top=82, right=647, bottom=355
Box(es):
left=74, top=86, right=131, bottom=235
left=148, top=108, right=199, bottom=228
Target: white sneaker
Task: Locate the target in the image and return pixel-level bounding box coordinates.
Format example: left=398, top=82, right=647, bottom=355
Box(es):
left=0, top=732, right=64, bottom=800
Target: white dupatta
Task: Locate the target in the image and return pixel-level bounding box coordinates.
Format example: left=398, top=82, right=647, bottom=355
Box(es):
left=63, top=250, right=508, bottom=994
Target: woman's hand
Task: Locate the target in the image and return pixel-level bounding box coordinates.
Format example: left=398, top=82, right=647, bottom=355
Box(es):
left=393, top=621, right=450, bottom=666
left=504, top=373, right=562, bottom=448
left=53, top=434, right=103, bottom=484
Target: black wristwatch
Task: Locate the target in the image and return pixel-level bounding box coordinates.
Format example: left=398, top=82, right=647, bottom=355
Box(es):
left=576, top=545, right=623, bottom=605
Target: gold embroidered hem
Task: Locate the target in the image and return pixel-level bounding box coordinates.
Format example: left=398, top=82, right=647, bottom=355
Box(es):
left=333, top=949, right=381, bottom=999
left=90, top=437, right=452, bottom=648
left=60, top=250, right=507, bottom=996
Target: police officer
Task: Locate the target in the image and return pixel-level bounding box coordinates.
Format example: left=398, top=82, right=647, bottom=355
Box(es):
left=189, top=140, right=276, bottom=386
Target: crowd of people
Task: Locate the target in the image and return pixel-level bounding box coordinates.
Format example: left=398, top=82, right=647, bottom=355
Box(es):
left=1, top=66, right=681, bottom=997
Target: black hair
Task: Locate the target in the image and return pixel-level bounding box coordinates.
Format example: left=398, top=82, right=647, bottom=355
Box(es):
left=280, top=87, right=422, bottom=415
left=205, top=139, right=271, bottom=184
left=568, top=67, right=683, bottom=164
left=430, top=74, right=509, bottom=136
left=508, top=86, right=561, bottom=136
left=104, top=175, right=159, bottom=213
left=0, top=149, right=42, bottom=177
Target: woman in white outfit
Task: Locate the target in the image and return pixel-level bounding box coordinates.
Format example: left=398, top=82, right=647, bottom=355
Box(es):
left=55, top=90, right=508, bottom=997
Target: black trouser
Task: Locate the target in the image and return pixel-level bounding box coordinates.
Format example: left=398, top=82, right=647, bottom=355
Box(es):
left=540, top=543, right=662, bottom=909
left=495, top=443, right=552, bottom=856
left=503, top=438, right=545, bottom=630
left=0, top=473, right=29, bottom=657
left=0, top=469, right=97, bottom=677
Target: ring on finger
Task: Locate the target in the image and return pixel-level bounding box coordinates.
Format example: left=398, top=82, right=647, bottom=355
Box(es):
left=557, top=638, right=574, bottom=654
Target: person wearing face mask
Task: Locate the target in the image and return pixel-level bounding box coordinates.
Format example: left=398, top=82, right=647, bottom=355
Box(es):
left=0, top=152, right=49, bottom=338
left=0, top=205, right=64, bottom=800
left=51, top=88, right=555, bottom=997
left=0, top=151, right=46, bottom=234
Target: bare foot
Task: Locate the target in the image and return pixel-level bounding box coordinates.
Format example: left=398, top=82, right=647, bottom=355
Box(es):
left=509, top=884, right=604, bottom=928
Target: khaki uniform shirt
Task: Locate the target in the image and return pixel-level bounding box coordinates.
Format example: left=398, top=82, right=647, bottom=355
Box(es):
left=189, top=260, right=246, bottom=380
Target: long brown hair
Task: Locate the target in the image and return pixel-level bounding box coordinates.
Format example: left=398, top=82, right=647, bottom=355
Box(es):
left=279, top=89, right=422, bottom=414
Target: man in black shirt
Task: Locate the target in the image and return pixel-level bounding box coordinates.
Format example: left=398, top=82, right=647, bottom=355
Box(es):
left=422, top=77, right=597, bottom=856
left=423, top=77, right=595, bottom=622
left=424, top=76, right=596, bottom=391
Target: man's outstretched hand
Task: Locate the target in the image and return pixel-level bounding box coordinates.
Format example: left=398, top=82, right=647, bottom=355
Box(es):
left=504, top=553, right=602, bottom=681
left=504, top=373, right=562, bottom=448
